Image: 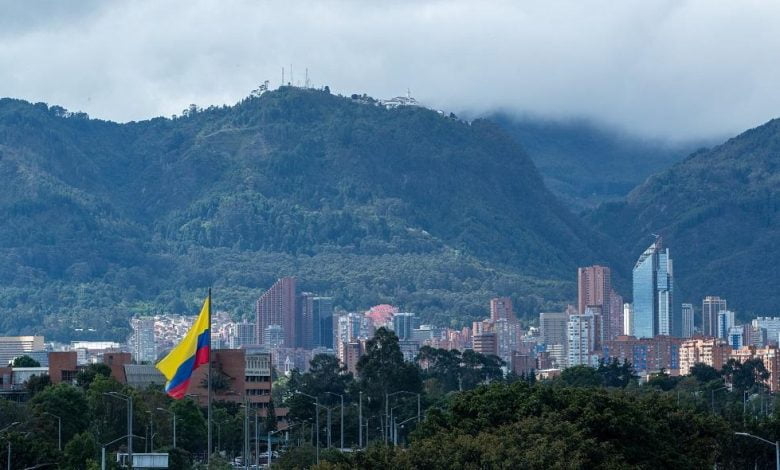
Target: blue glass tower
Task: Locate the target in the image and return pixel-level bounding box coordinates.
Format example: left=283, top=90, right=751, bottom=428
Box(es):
left=632, top=239, right=676, bottom=338
left=632, top=242, right=658, bottom=338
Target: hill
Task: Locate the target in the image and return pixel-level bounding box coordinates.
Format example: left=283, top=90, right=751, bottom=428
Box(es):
left=490, top=114, right=698, bottom=211
left=0, top=89, right=615, bottom=340
left=590, top=118, right=780, bottom=314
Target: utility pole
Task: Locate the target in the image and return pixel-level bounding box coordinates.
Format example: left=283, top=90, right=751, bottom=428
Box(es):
left=359, top=391, right=363, bottom=448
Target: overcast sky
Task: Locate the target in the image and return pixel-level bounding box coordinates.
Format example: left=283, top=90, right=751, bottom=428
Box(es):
left=2, top=0, right=780, bottom=140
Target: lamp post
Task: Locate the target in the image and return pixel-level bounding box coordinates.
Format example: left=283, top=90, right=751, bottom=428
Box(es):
left=156, top=408, right=176, bottom=448
left=267, top=429, right=283, bottom=468
left=358, top=391, right=363, bottom=448
left=296, top=392, right=321, bottom=464
left=711, top=386, right=728, bottom=414
left=105, top=391, right=133, bottom=465
left=1, top=422, right=19, bottom=470
left=397, top=417, right=417, bottom=447
left=735, top=432, right=780, bottom=470
left=324, top=392, right=344, bottom=450
left=42, top=412, right=62, bottom=451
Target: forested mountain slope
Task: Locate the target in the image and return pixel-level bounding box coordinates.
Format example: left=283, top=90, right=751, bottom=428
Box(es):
left=0, top=89, right=614, bottom=339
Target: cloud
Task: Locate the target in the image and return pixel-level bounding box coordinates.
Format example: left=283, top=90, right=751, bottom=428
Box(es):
left=1, top=0, right=779, bottom=140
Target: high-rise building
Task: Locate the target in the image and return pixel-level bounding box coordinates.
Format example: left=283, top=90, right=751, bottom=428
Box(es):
left=131, top=317, right=156, bottom=363
left=312, top=297, right=334, bottom=349
left=540, top=312, right=568, bottom=346
left=609, top=290, right=624, bottom=338
left=602, top=335, right=683, bottom=374
left=494, top=318, right=522, bottom=363
left=746, top=324, right=768, bottom=347
left=702, top=296, right=727, bottom=337
left=472, top=332, right=498, bottom=356
left=298, top=292, right=316, bottom=349
left=256, top=277, right=297, bottom=347
left=490, top=297, right=515, bottom=322
left=230, top=320, right=256, bottom=349
left=632, top=239, right=676, bottom=338
left=728, top=326, right=744, bottom=349
left=263, top=325, right=285, bottom=348
left=752, top=317, right=780, bottom=346
left=578, top=265, right=610, bottom=313
left=567, top=312, right=596, bottom=367
left=717, top=310, right=735, bottom=340
left=681, top=303, right=694, bottom=338
left=623, top=303, right=633, bottom=337
left=392, top=313, right=415, bottom=341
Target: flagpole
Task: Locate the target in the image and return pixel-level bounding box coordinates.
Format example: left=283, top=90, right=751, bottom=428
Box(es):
left=207, top=288, right=212, bottom=465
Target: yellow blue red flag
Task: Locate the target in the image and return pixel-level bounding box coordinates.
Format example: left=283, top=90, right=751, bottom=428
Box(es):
left=156, top=296, right=211, bottom=399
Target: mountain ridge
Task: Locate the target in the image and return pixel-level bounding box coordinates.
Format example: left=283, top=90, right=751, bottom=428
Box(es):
left=0, top=88, right=616, bottom=340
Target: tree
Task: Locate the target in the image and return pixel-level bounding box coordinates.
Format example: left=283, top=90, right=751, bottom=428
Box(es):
left=11, top=355, right=41, bottom=367
left=722, top=358, right=770, bottom=391
left=597, top=358, right=638, bottom=388
left=689, top=363, right=721, bottom=383
left=30, top=383, right=91, bottom=445
left=26, top=373, right=52, bottom=395
left=76, top=363, right=112, bottom=389
left=558, top=365, right=602, bottom=387
left=63, top=431, right=98, bottom=470
left=357, top=328, right=422, bottom=405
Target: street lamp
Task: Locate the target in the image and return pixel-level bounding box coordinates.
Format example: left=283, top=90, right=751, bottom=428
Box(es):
left=267, top=428, right=283, bottom=468
left=324, top=392, right=344, bottom=450
left=42, top=412, right=62, bottom=451
left=156, top=408, right=176, bottom=448
left=1, top=422, right=20, bottom=470
left=385, top=391, right=421, bottom=442
left=396, top=417, right=417, bottom=446
left=735, top=432, right=780, bottom=470
left=296, top=391, right=321, bottom=464
left=711, top=386, right=728, bottom=414
left=104, top=391, right=133, bottom=465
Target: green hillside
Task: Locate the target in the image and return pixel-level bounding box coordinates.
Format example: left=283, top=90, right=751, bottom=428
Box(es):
left=0, top=88, right=614, bottom=340
left=590, top=119, right=780, bottom=314
left=491, top=114, right=698, bottom=211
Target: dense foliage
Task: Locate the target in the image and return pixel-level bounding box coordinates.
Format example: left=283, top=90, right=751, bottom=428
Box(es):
left=590, top=118, right=780, bottom=314
left=0, top=89, right=615, bottom=340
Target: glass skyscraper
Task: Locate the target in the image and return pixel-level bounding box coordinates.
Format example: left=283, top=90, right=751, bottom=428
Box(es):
left=632, top=239, right=676, bottom=338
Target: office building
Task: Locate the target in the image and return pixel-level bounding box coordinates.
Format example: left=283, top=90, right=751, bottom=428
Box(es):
left=392, top=312, right=416, bottom=341
left=752, top=318, right=780, bottom=345
left=623, top=303, right=633, bottom=337
left=681, top=303, right=694, bottom=338
left=728, top=326, right=745, bottom=349
left=0, top=336, right=45, bottom=367
left=490, top=297, right=515, bottom=322
left=256, top=277, right=297, bottom=347
left=472, top=332, right=498, bottom=356
left=131, top=318, right=156, bottom=363
left=702, top=296, right=727, bottom=337
left=263, top=325, right=285, bottom=349
left=746, top=324, right=768, bottom=347
left=230, top=320, right=256, bottom=349
left=717, top=310, right=735, bottom=340
left=189, top=349, right=275, bottom=415
left=632, top=239, right=676, bottom=338
left=540, top=312, right=568, bottom=346
left=312, top=297, right=334, bottom=349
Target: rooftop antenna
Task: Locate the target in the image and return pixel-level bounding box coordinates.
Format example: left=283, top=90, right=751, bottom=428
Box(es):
left=282, top=67, right=285, bottom=87
left=407, top=88, right=411, bottom=99
left=305, top=68, right=309, bottom=88
left=290, top=64, right=293, bottom=86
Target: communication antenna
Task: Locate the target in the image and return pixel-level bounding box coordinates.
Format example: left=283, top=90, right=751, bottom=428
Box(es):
left=282, top=67, right=285, bottom=87
left=305, top=68, right=309, bottom=88
left=290, top=64, right=293, bottom=86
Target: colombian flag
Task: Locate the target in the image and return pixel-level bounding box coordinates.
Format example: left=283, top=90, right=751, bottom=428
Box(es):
left=156, top=296, right=211, bottom=399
